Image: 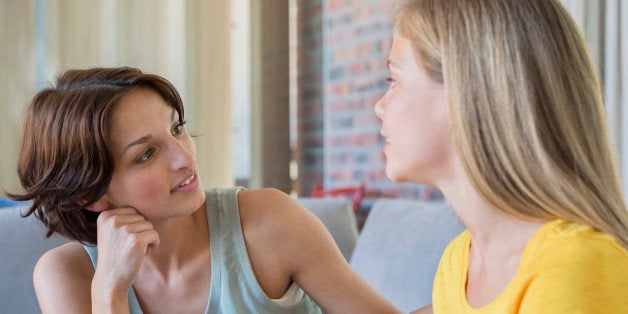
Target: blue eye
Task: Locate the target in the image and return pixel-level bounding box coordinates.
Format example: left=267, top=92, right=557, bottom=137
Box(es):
left=136, top=148, right=155, bottom=163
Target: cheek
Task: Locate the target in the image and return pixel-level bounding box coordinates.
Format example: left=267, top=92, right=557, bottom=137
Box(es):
left=185, top=137, right=197, bottom=156
left=400, top=98, right=453, bottom=158
left=422, top=107, right=452, bottom=153
left=108, top=171, right=165, bottom=204
left=430, top=106, right=452, bottom=139
left=180, top=134, right=197, bottom=159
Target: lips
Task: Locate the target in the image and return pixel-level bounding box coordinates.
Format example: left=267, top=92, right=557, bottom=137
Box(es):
left=178, top=173, right=195, bottom=187
left=380, top=130, right=390, bottom=143
left=380, top=131, right=389, bottom=161
left=171, top=172, right=198, bottom=192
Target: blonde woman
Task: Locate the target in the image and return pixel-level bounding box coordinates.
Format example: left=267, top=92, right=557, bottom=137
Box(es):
left=375, top=0, right=628, bottom=312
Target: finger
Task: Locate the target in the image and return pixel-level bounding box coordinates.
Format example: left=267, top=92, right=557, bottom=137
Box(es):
left=111, top=214, right=148, bottom=225
left=104, top=207, right=141, bottom=216
left=120, top=221, right=155, bottom=234
left=98, top=209, right=146, bottom=226
left=135, top=230, right=160, bottom=254
left=110, top=229, right=159, bottom=256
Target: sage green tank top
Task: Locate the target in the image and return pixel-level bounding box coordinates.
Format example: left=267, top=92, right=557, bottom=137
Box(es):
left=84, top=187, right=322, bottom=313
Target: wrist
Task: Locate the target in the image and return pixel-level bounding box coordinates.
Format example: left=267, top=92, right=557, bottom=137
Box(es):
left=91, top=272, right=131, bottom=314
left=91, top=288, right=130, bottom=314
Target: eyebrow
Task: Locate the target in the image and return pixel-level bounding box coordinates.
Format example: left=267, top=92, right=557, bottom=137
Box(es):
left=120, top=108, right=177, bottom=157
left=123, top=135, right=153, bottom=155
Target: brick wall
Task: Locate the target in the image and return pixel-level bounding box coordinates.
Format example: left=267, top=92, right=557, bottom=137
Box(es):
left=297, top=0, right=442, bottom=201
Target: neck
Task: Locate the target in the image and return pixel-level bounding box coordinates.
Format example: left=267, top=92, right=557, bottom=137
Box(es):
left=437, top=163, right=545, bottom=258
left=141, top=203, right=209, bottom=275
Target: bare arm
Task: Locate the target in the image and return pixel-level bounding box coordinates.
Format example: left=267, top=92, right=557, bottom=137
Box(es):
left=287, top=204, right=401, bottom=313
left=411, top=304, right=433, bottom=314
left=240, top=189, right=402, bottom=314
left=33, top=242, right=93, bottom=313
left=35, top=208, right=158, bottom=314
left=90, top=207, right=159, bottom=314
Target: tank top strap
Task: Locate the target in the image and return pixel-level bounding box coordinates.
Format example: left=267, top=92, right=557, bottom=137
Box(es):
left=205, top=187, right=321, bottom=313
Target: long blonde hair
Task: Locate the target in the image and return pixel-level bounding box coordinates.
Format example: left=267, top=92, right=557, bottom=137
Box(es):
left=394, top=0, right=628, bottom=248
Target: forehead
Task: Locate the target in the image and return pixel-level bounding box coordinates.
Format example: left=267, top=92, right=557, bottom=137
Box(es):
left=390, top=33, right=419, bottom=68
left=386, top=35, right=426, bottom=84
left=108, top=88, right=175, bottom=143
left=112, top=88, right=175, bottom=121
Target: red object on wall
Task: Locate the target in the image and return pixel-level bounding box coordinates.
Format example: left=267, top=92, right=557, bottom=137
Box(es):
left=311, top=180, right=366, bottom=214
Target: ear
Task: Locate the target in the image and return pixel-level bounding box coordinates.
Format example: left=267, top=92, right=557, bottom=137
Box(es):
left=80, top=195, right=112, bottom=213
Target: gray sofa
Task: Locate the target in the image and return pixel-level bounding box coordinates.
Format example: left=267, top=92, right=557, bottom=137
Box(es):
left=350, top=199, right=464, bottom=311
left=0, top=203, right=70, bottom=314
left=297, top=198, right=359, bottom=261
left=0, top=198, right=464, bottom=313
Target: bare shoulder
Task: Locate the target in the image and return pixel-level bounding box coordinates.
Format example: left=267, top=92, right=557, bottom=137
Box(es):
left=35, top=241, right=94, bottom=279
left=236, top=188, right=332, bottom=266
left=34, top=242, right=93, bottom=312
left=237, top=188, right=316, bottom=231
left=236, top=188, right=327, bottom=297
left=238, top=188, right=300, bottom=212
left=238, top=189, right=401, bottom=313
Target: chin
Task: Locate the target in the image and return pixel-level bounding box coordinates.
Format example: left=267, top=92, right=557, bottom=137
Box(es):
left=386, top=167, right=409, bottom=183
left=192, top=187, right=206, bottom=206
left=387, top=166, right=435, bottom=185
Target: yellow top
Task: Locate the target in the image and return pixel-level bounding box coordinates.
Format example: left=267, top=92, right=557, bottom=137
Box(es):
left=432, top=219, right=628, bottom=313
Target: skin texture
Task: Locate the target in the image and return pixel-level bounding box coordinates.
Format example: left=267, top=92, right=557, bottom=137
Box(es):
left=33, top=87, right=401, bottom=314
left=374, top=33, right=454, bottom=186
left=376, top=33, right=545, bottom=313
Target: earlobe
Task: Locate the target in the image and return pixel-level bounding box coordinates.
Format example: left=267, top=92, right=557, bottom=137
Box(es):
left=82, top=196, right=111, bottom=213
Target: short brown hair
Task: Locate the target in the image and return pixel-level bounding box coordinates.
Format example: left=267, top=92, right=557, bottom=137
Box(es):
left=7, top=67, right=185, bottom=245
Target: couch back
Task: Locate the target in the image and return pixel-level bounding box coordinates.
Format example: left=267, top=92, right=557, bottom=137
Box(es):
left=297, top=198, right=358, bottom=261
left=350, top=199, right=465, bottom=312
left=0, top=204, right=70, bottom=314
left=0, top=197, right=356, bottom=313
left=1, top=197, right=462, bottom=312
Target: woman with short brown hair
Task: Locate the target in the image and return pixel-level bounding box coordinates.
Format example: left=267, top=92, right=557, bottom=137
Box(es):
left=9, top=67, right=400, bottom=314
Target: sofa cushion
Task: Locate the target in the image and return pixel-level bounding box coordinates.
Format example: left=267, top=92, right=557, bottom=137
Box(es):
left=297, top=198, right=358, bottom=261
left=0, top=204, right=70, bottom=313
left=350, top=199, right=465, bottom=312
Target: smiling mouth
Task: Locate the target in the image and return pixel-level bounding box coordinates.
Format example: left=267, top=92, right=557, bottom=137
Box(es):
left=178, top=173, right=195, bottom=187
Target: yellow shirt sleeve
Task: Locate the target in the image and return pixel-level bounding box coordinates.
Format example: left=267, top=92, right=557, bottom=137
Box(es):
left=519, top=233, right=628, bottom=313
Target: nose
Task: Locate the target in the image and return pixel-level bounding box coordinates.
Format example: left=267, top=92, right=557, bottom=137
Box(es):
left=168, top=139, right=196, bottom=171
left=374, top=95, right=385, bottom=119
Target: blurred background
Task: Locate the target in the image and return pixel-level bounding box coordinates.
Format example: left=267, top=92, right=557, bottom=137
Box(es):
left=1, top=0, right=626, bottom=210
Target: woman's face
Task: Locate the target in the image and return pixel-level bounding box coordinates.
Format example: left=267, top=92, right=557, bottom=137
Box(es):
left=374, top=32, right=454, bottom=185
left=104, top=87, right=205, bottom=220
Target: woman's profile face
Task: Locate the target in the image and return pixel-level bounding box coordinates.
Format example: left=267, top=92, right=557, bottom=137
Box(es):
left=104, top=87, right=205, bottom=220
left=374, top=32, right=455, bottom=185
